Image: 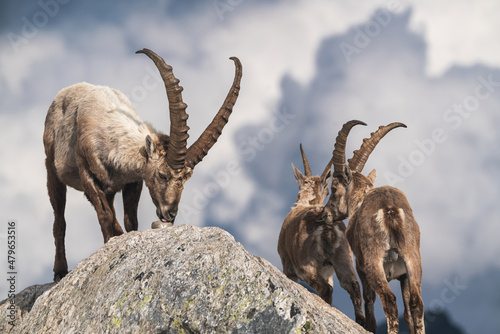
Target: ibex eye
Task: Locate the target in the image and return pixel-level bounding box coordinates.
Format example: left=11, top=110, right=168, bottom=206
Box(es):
left=159, top=172, right=168, bottom=180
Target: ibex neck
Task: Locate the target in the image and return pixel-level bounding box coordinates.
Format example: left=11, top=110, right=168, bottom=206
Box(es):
left=105, top=122, right=155, bottom=180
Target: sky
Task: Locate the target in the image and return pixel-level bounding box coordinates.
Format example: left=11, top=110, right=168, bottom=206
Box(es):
left=1, top=0, right=500, bottom=333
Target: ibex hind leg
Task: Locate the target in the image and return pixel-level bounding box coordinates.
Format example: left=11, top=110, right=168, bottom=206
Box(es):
left=365, top=262, right=399, bottom=334
left=46, top=157, right=68, bottom=281
left=123, top=181, right=142, bottom=232
left=357, top=266, right=377, bottom=333
left=408, top=265, right=425, bottom=334
left=400, top=274, right=415, bottom=333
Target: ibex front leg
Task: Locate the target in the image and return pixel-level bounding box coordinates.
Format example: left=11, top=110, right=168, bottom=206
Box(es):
left=333, top=242, right=365, bottom=326
left=78, top=163, right=120, bottom=242
left=105, top=192, right=125, bottom=236
left=122, top=182, right=142, bottom=232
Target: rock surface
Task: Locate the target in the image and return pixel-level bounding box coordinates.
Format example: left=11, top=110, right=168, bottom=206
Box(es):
left=5, top=225, right=367, bottom=333
left=0, top=283, right=55, bottom=334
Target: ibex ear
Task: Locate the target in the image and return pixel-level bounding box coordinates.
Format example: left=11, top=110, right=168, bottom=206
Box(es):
left=322, top=168, right=332, bottom=186
left=344, top=165, right=353, bottom=183
left=367, top=169, right=377, bottom=184
left=292, top=163, right=304, bottom=186
left=145, top=135, right=159, bottom=160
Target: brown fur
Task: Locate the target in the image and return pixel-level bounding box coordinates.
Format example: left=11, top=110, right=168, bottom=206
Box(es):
left=45, top=52, right=241, bottom=282
left=278, top=158, right=365, bottom=325
left=322, top=123, right=425, bottom=333
left=330, top=170, right=425, bottom=334
left=44, top=83, right=189, bottom=280
left=347, top=181, right=424, bottom=334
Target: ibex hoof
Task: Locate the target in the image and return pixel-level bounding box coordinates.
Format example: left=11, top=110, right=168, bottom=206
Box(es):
left=151, top=221, right=173, bottom=229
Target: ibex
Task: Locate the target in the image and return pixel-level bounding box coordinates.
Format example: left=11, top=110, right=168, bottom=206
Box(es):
left=323, top=123, right=425, bottom=334
left=277, top=120, right=367, bottom=326
left=43, top=48, right=242, bottom=280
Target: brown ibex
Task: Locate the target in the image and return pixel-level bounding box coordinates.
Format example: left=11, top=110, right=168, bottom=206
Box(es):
left=323, top=123, right=425, bottom=334
left=278, top=120, right=367, bottom=326
left=43, top=48, right=242, bottom=280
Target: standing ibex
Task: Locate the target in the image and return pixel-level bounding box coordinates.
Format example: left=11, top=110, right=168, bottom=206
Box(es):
left=43, top=48, right=242, bottom=280
left=278, top=120, right=367, bottom=326
left=323, top=123, right=425, bottom=334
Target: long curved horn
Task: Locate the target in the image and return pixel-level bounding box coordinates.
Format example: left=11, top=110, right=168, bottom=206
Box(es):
left=136, top=48, right=190, bottom=170
left=332, top=120, right=367, bottom=173
left=348, top=122, right=407, bottom=172
left=185, top=57, right=242, bottom=169
left=299, top=144, right=312, bottom=176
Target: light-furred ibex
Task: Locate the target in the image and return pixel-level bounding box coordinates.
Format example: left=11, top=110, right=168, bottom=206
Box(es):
left=323, top=123, right=425, bottom=334
left=278, top=120, right=367, bottom=326
left=44, top=48, right=242, bottom=280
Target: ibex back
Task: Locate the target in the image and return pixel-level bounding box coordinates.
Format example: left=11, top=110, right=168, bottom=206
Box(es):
left=44, top=49, right=242, bottom=280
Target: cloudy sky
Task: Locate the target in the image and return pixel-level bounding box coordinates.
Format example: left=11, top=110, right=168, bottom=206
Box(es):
left=1, top=0, right=500, bottom=332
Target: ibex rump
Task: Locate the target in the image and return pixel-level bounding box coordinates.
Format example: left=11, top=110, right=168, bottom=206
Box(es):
left=44, top=49, right=242, bottom=280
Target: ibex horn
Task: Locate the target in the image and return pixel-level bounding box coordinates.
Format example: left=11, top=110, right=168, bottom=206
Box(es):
left=136, top=48, right=190, bottom=170
left=348, top=122, right=407, bottom=172
left=185, top=57, right=242, bottom=169
left=332, top=120, right=367, bottom=173
left=299, top=144, right=312, bottom=176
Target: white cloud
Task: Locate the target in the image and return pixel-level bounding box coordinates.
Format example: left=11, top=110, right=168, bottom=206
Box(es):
left=410, top=0, right=500, bottom=75
left=0, top=34, right=65, bottom=95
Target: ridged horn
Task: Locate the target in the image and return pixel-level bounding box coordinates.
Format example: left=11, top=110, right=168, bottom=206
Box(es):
left=136, top=48, right=190, bottom=170
left=348, top=122, right=407, bottom=172
left=320, top=156, right=334, bottom=180
left=299, top=144, right=312, bottom=176
left=332, top=120, right=367, bottom=173
left=185, top=57, right=242, bottom=169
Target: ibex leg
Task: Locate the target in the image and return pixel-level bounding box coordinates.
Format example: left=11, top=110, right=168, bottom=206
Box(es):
left=307, top=273, right=333, bottom=305
left=123, top=181, right=142, bottom=232
left=400, top=274, right=415, bottom=333
left=364, top=261, right=399, bottom=334
left=46, top=156, right=68, bottom=281
left=407, top=258, right=425, bottom=334
left=105, top=192, right=124, bottom=236
left=333, top=243, right=365, bottom=326
left=357, top=266, right=377, bottom=333
left=78, top=162, right=118, bottom=243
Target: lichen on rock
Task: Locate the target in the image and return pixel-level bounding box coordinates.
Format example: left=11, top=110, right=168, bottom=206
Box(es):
left=3, top=225, right=367, bottom=333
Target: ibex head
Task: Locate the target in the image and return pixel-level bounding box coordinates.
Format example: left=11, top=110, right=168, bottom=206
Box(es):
left=322, top=120, right=366, bottom=222
left=291, top=144, right=333, bottom=206
left=323, top=121, right=407, bottom=221
left=137, top=49, right=242, bottom=223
